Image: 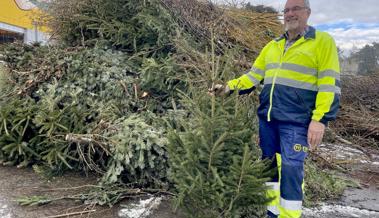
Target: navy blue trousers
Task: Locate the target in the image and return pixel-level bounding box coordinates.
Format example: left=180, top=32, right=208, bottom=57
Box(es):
left=259, top=118, right=309, bottom=218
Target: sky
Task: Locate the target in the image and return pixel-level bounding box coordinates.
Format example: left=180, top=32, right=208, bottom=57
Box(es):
left=215, top=0, right=379, bottom=56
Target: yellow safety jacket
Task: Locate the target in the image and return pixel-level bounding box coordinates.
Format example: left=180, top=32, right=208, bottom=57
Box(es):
left=228, top=26, right=340, bottom=125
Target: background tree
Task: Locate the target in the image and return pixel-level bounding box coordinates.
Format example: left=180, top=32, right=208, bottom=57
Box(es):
left=350, top=43, right=379, bottom=75
left=244, top=3, right=277, bottom=13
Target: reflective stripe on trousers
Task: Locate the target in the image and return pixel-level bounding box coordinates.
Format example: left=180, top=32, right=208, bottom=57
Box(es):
left=265, top=154, right=303, bottom=218
left=266, top=153, right=281, bottom=217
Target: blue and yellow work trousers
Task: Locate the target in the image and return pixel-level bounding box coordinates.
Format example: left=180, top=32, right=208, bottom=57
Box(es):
left=259, top=118, right=309, bottom=218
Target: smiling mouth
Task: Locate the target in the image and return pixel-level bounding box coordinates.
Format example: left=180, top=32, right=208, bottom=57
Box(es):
left=286, top=20, right=299, bottom=25
left=286, top=18, right=298, bottom=22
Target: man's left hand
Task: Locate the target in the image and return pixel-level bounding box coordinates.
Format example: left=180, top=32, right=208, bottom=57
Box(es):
left=307, top=120, right=325, bottom=151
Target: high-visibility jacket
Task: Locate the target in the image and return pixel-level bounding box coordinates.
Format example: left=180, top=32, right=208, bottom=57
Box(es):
left=228, top=26, right=340, bottom=125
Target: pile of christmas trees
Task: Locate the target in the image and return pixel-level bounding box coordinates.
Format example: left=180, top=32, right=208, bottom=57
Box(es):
left=330, top=74, right=379, bottom=148
left=0, top=0, right=282, bottom=216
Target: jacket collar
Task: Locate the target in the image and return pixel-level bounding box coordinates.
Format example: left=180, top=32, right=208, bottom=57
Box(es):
left=275, top=26, right=316, bottom=42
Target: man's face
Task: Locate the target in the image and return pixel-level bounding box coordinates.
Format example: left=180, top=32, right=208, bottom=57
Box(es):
left=284, top=0, right=311, bottom=32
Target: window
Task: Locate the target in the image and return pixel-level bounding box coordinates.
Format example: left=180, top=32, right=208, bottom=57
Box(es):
left=0, top=29, right=24, bottom=43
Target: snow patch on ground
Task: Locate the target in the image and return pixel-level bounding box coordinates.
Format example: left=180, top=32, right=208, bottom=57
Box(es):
left=304, top=204, right=379, bottom=218
left=118, top=196, right=162, bottom=218
left=319, top=144, right=364, bottom=156
left=317, top=143, right=379, bottom=171
left=318, top=144, right=370, bottom=163
left=0, top=201, right=11, bottom=218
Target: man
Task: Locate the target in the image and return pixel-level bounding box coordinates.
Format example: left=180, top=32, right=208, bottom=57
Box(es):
left=210, top=0, right=340, bottom=217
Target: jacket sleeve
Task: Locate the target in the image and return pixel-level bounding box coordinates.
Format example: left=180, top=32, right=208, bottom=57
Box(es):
left=312, top=33, right=341, bottom=125
left=227, top=43, right=270, bottom=95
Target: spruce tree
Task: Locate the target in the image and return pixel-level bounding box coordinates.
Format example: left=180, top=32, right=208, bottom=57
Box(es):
left=167, top=88, right=271, bottom=217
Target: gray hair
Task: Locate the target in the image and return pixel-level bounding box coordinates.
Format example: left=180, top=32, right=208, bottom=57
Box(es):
left=304, top=0, right=310, bottom=9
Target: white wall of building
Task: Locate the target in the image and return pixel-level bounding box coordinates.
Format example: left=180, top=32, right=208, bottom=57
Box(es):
left=24, top=26, right=49, bottom=44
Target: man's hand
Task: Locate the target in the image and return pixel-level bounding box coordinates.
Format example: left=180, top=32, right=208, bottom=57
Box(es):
left=208, top=84, right=230, bottom=96
left=307, top=120, right=325, bottom=151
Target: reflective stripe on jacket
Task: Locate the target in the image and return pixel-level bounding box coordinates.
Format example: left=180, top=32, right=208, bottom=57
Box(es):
left=227, top=26, right=340, bottom=125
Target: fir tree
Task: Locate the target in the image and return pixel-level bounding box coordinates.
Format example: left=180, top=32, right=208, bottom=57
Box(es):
left=167, top=88, right=272, bottom=217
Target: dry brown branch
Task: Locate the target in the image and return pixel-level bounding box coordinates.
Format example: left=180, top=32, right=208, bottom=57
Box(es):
left=161, top=0, right=282, bottom=57
left=309, top=151, right=350, bottom=173
left=329, top=74, right=379, bottom=148
left=34, top=185, right=102, bottom=192
left=65, top=133, right=111, bottom=174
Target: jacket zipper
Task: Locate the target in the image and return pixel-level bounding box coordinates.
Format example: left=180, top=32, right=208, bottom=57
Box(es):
left=267, top=42, right=284, bottom=122
left=266, top=37, right=309, bottom=122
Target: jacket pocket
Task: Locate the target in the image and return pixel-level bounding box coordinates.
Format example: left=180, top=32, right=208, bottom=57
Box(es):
left=293, top=89, right=312, bottom=116
left=291, top=50, right=317, bottom=69
left=258, top=85, right=270, bottom=105
left=279, top=125, right=309, bottom=165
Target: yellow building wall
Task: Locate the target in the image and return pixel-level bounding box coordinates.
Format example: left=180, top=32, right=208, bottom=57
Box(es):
left=0, top=0, right=47, bottom=31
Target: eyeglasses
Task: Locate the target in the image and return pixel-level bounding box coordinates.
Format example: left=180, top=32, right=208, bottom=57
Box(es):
left=282, top=6, right=308, bottom=14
